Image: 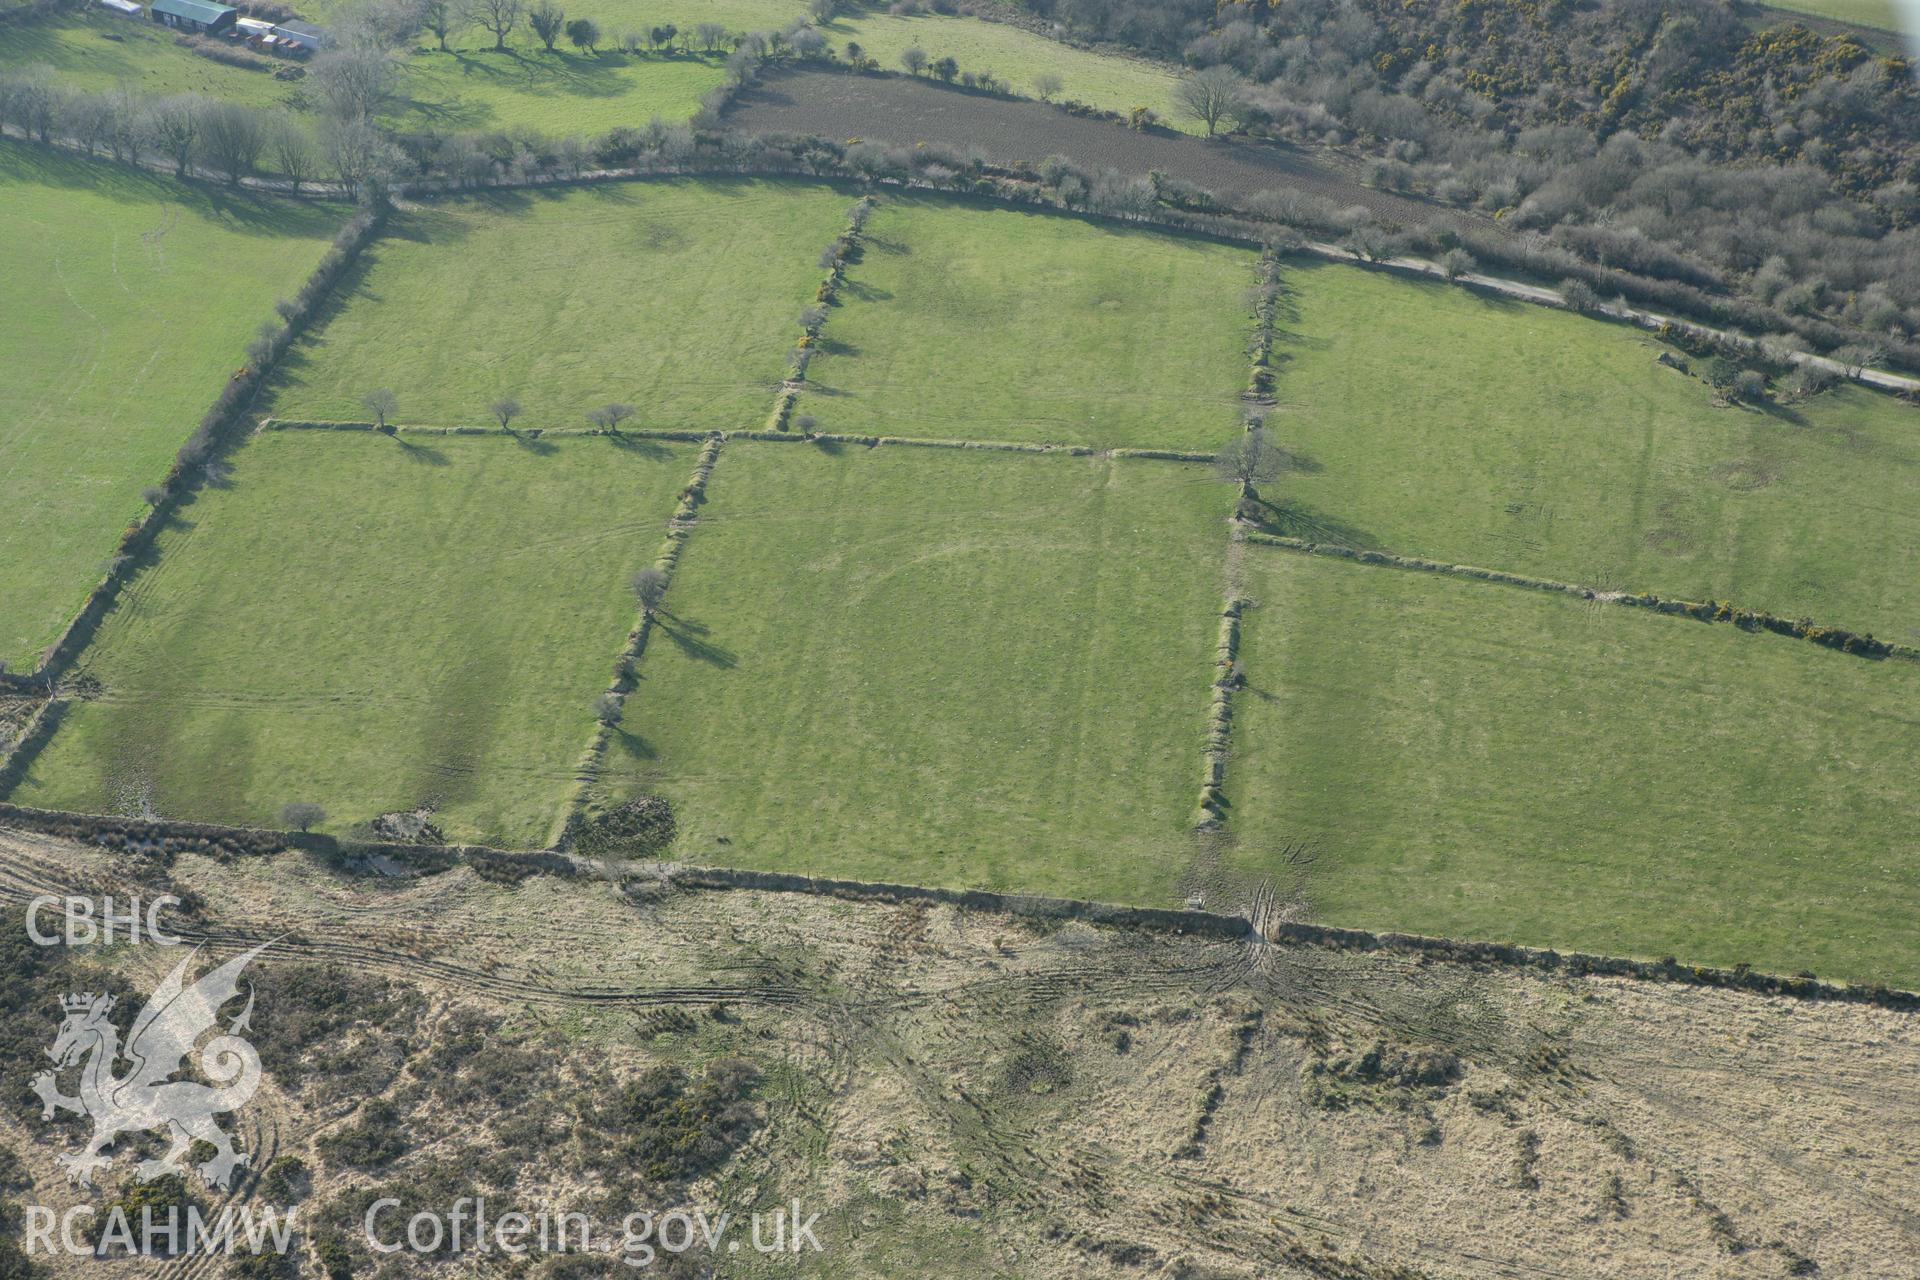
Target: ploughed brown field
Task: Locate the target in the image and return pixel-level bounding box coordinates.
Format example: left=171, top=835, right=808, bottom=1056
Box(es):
left=726, top=67, right=1474, bottom=230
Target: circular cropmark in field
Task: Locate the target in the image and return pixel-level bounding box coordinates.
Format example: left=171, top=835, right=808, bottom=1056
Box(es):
left=1710, top=457, right=1782, bottom=491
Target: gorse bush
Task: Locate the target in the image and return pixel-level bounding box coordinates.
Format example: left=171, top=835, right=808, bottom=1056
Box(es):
left=1007, top=0, right=1920, bottom=358
left=572, top=795, right=677, bottom=857
left=614, top=1058, right=762, bottom=1186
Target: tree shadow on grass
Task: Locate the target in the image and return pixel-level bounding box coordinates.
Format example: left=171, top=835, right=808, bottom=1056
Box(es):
left=1268, top=324, right=1329, bottom=355
left=607, top=434, right=673, bottom=460
left=440, top=47, right=640, bottom=99
left=394, top=90, right=496, bottom=130
left=655, top=616, right=735, bottom=668
left=510, top=431, right=558, bottom=455
left=1244, top=495, right=1375, bottom=548
left=385, top=204, right=496, bottom=244
left=810, top=436, right=844, bottom=455
left=0, top=136, right=340, bottom=240
left=395, top=438, right=450, bottom=466
left=577, top=181, right=641, bottom=207
left=253, top=251, right=384, bottom=407
left=1240, top=682, right=1281, bottom=706
left=1753, top=396, right=1810, bottom=428
left=1268, top=284, right=1303, bottom=329
left=611, top=727, right=657, bottom=760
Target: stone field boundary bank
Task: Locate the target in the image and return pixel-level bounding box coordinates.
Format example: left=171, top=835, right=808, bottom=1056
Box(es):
left=2, top=172, right=1913, bottom=997
left=1, top=801, right=1914, bottom=1012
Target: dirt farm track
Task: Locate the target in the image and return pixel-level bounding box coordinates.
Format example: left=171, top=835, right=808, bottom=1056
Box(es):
left=4, top=824, right=1920, bottom=1278
left=726, top=68, right=1467, bottom=230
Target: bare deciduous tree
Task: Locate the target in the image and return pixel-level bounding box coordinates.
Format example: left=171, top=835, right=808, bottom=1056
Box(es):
left=13, top=72, right=61, bottom=143
left=145, top=95, right=204, bottom=176
left=587, top=402, right=636, bottom=432
left=464, top=0, right=522, bottom=51
left=201, top=102, right=268, bottom=185
left=490, top=396, right=522, bottom=429
left=1559, top=277, right=1599, bottom=312
left=311, top=38, right=396, bottom=121
left=66, top=92, right=114, bottom=156
left=326, top=114, right=401, bottom=201
left=1831, top=343, right=1887, bottom=378
left=694, top=22, right=726, bottom=51
left=1033, top=71, right=1063, bottom=101
left=630, top=566, right=669, bottom=614
left=270, top=120, right=317, bottom=194
left=363, top=388, right=399, bottom=428
left=899, top=45, right=927, bottom=75
left=420, top=0, right=460, bottom=49
left=1342, top=223, right=1390, bottom=263
left=279, top=802, right=326, bottom=832
left=1175, top=66, right=1246, bottom=138
left=1214, top=426, right=1291, bottom=494
left=529, top=0, right=566, bottom=51
left=566, top=17, right=600, bottom=52
left=105, top=87, right=143, bottom=162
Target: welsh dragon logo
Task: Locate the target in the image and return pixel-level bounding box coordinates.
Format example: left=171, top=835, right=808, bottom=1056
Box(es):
left=33, top=942, right=271, bottom=1191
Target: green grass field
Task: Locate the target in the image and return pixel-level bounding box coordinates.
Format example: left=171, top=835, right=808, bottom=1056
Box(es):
left=14, top=430, right=694, bottom=845
left=5, top=3, right=1196, bottom=137
left=394, top=48, right=727, bottom=132
left=296, top=0, right=806, bottom=35
left=0, top=12, right=742, bottom=140
left=317, top=0, right=807, bottom=133
left=1757, top=0, right=1902, bottom=31
left=1269, top=259, right=1920, bottom=641
left=799, top=196, right=1255, bottom=448
left=1225, top=546, right=1920, bottom=986
left=265, top=179, right=852, bottom=429
left=820, top=5, right=1193, bottom=129
left=589, top=442, right=1233, bottom=901
left=0, top=15, right=294, bottom=108
left=0, top=141, right=339, bottom=671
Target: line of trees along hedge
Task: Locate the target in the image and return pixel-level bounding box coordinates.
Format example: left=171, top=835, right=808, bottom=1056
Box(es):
left=14, top=74, right=1915, bottom=386
left=8, top=17, right=1920, bottom=374
left=379, top=118, right=1920, bottom=375
left=1241, top=532, right=1918, bottom=663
